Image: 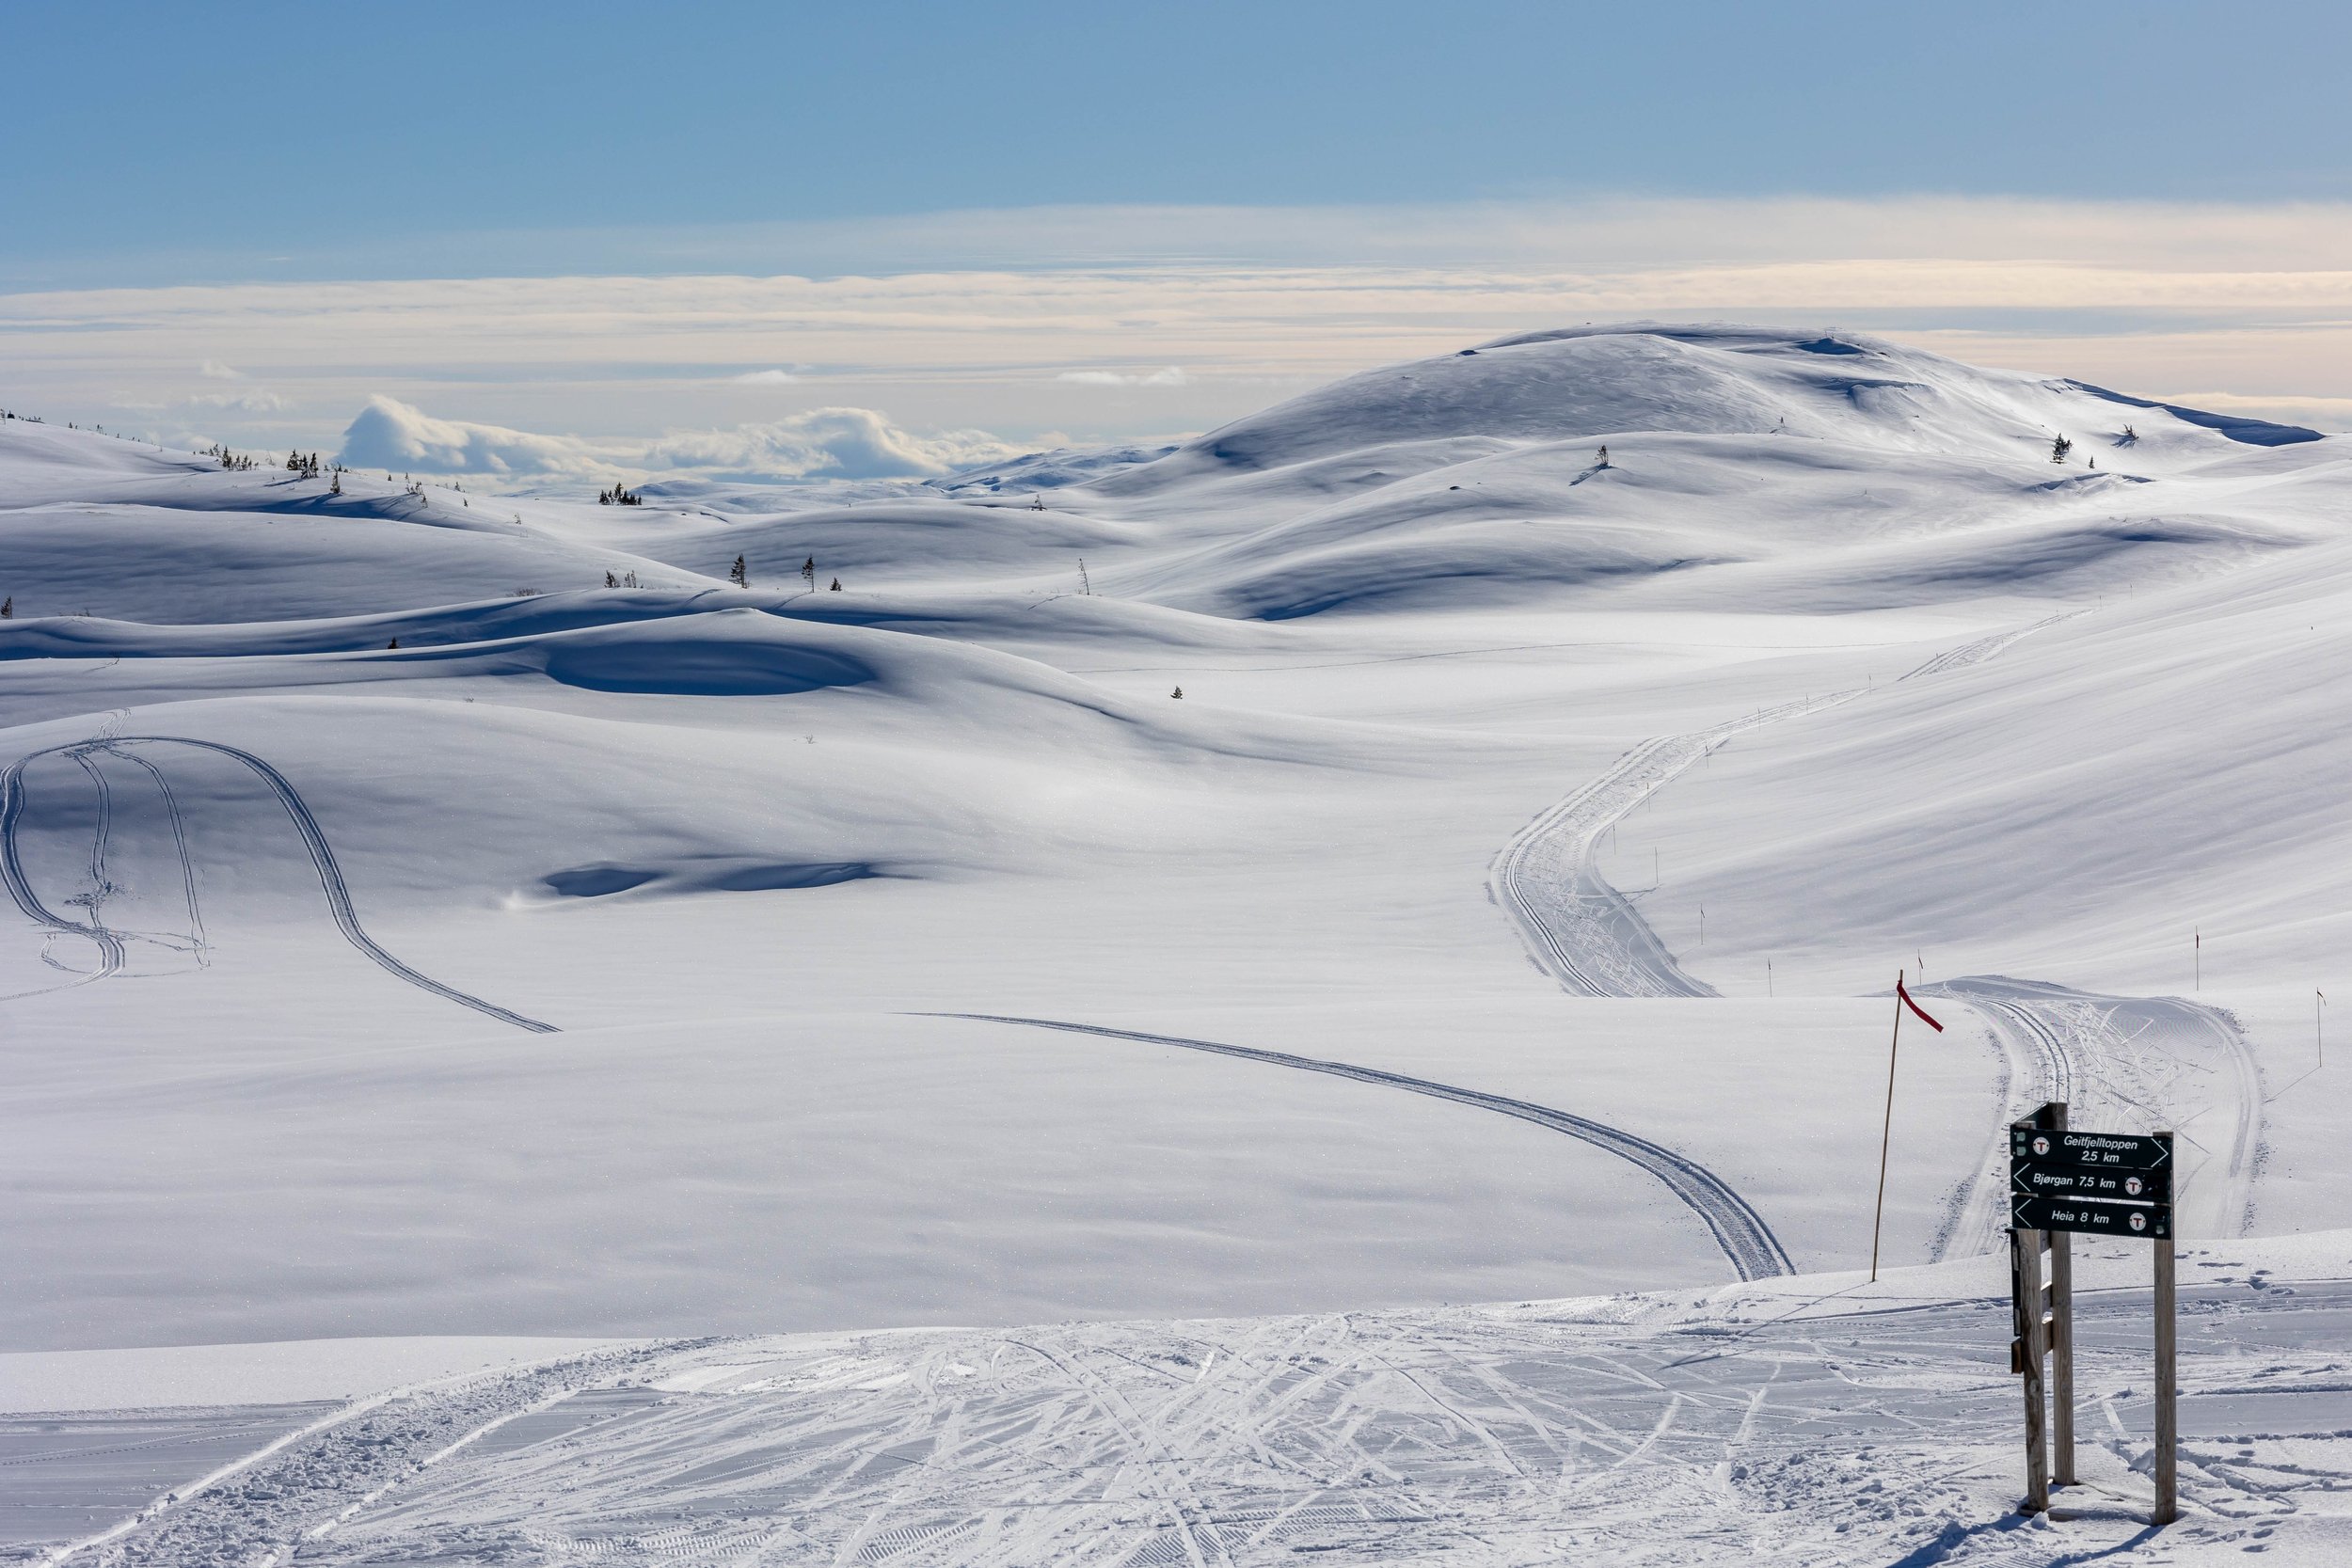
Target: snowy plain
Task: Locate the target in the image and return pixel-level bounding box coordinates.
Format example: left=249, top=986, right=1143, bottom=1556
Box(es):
left=5, top=324, right=2351, bottom=1563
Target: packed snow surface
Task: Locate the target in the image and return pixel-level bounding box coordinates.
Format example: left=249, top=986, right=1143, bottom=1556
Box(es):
left=3, top=325, right=2349, bottom=1563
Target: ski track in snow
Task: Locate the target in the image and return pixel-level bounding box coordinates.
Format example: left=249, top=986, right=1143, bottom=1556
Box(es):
left=1489, top=689, right=1862, bottom=1000
left=43, top=1285, right=2352, bottom=1568
left=931, top=1013, right=1794, bottom=1282
left=1490, top=612, right=2264, bottom=1262
left=1897, top=610, right=2084, bottom=682
left=0, top=736, right=556, bottom=1033
left=1925, top=978, right=2265, bottom=1262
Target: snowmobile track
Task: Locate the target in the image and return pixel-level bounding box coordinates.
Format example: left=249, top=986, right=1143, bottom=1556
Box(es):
left=0, top=736, right=557, bottom=1033
left=933, top=1012, right=1794, bottom=1282
left=0, top=753, right=126, bottom=982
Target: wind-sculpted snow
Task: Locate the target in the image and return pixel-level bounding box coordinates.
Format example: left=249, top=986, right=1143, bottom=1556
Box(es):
left=938, top=1013, right=1793, bottom=1281
left=45, top=1266, right=2352, bottom=1567
left=0, top=588, right=753, bottom=661
left=1091, top=325, right=2301, bottom=504
left=2, top=327, right=2345, bottom=1549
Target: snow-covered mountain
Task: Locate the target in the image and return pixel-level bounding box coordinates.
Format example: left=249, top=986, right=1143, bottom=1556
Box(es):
left=4, top=325, right=2349, bottom=1564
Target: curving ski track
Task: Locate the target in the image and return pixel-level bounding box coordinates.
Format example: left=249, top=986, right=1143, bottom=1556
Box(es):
left=1922, top=975, right=2263, bottom=1258
left=1897, top=610, right=2081, bottom=681
left=0, top=736, right=555, bottom=1034
left=1490, top=610, right=2264, bottom=1260
left=1490, top=690, right=1859, bottom=999
left=932, top=1011, right=1794, bottom=1282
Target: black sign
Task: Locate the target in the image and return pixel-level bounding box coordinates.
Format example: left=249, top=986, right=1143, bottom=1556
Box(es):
left=2009, top=1127, right=2171, bottom=1171
left=2011, top=1161, right=2170, bottom=1205
left=2010, top=1192, right=2171, bottom=1238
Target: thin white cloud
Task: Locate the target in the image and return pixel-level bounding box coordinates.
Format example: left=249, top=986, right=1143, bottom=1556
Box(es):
left=732, top=368, right=798, bottom=384
left=336, top=394, right=1012, bottom=482
left=187, top=388, right=287, bottom=413
left=198, top=358, right=243, bottom=380
left=1057, top=367, right=1188, bottom=387
left=643, top=407, right=1015, bottom=480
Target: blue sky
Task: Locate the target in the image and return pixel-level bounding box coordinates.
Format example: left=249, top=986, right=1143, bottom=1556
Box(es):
left=13, top=1, right=2350, bottom=284
left=8, top=3, right=2352, bottom=474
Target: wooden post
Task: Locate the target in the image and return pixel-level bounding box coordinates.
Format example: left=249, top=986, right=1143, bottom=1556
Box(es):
left=1868, top=970, right=1906, bottom=1283
left=2047, top=1105, right=2076, bottom=1487
left=2016, top=1225, right=2050, bottom=1513
left=2154, top=1208, right=2179, bottom=1523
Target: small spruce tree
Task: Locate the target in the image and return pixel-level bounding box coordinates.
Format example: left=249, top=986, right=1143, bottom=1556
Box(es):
left=387, top=637, right=399, bottom=649
left=2051, top=435, right=2073, bottom=463
left=1171, top=685, right=1184, bottom=699
left=1, top=596, right=11, bottom=619
left=730, top=554, right=748, bottom=588
left=829, top=577, right=842, bottom=592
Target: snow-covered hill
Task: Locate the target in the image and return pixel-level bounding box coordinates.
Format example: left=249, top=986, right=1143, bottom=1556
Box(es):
left=3, top=324, right=2348, bottom=1563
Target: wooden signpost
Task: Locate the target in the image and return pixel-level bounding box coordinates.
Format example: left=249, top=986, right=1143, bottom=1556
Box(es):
left=2009, top=1101, right=2178, bottom=1524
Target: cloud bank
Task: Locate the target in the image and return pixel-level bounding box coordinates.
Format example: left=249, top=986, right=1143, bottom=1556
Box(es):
left=15, top=196, right=2352, bottom=451
left=338, top=395, right=1016, bottom=483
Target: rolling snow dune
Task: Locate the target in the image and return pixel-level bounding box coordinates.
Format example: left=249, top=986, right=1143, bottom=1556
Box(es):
left=1091, top=325, right=2314, bottom=500
left=11, top=324, right=2352, bottom=1564
left=2, top=325, right=2347, bottom=1404
left=0, top=499, right=697, bottom=624
left=591, top=497, right=1148, bottom=590
left=1639, top=523, right=2352, bottom=996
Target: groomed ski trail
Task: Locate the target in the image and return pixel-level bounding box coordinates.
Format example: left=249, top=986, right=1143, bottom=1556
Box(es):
left=1922, top=976, right=2263, bottom=1260
left=1897, top=610, right=2082, bottom=681
left=1490, top=609, right=2262, bottom=1262
left=0, top=736, right=557, bottom=1034
left=1490, top=689, right=1860, bottom=999
left=932, top=1012, right=1794, bottom=1282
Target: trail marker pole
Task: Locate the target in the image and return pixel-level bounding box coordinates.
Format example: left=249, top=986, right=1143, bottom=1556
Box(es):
left=1867, top=969, right=1906, bottom=1283
left=2154, top=1219, right=2178, bottom=1524
left=2046, top=1104, right=2076, bottom=1486
left=2015, top=1219, right=2050, bottom=1513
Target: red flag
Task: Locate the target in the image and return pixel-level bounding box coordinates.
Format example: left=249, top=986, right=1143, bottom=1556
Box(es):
left=1896, top=975, right=1944, bottom=1032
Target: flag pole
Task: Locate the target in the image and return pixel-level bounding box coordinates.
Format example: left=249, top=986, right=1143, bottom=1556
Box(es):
left=1869, top=968, right=1905, bottom=1284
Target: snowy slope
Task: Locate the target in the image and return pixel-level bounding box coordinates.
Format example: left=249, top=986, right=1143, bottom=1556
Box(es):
left=3, top=323, right=2350, bottom=1561
left=18, top=1235, right=2352, bottom=1568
